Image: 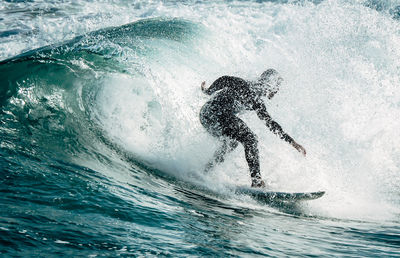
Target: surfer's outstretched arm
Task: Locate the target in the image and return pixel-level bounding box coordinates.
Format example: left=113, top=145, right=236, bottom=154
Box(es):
left=254, top=101, right=306, bottom=156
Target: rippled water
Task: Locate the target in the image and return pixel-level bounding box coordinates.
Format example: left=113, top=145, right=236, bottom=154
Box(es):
left=1, top=0, right=400, bottom=256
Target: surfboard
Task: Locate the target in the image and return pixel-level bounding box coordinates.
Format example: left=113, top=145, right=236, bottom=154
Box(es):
left=236, top=186, right=325, bottom=202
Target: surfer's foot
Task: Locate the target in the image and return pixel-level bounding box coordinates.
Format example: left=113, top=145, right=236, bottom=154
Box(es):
left=251, top=178, right=266, bottom=188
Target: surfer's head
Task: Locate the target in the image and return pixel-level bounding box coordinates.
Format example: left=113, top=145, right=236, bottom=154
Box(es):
left=257, top=69, right=283, bottom=99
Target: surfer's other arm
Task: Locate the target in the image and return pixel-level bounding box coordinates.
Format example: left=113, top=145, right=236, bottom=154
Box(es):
left=254, top=101, right=307, bottom=156
left=201, top=76, right=237, bottom=95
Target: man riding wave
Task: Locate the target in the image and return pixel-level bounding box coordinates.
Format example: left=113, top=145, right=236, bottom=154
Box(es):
left=199, top=69, right=306, bottom=188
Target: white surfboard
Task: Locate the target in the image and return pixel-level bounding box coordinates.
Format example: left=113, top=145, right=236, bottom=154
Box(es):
left=236, top=186, right=325, bottom=202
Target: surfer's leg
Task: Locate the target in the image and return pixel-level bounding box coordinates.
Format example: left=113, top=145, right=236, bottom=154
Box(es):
left=222, top=116, right=264, bottom=187
left=204, top=138, right=238, bottom=172
left=200, top=105, right=240, bottom=172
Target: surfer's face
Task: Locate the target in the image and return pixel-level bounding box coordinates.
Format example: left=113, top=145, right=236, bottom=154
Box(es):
left=257, top=70, right=283, bottom=98
left=264, top=76, right=282, bottom=99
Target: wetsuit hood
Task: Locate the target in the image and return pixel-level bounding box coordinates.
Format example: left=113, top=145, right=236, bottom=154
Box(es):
left=255, top=69, right=283, bottom=97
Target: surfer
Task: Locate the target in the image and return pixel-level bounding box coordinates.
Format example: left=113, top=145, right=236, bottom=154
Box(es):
left=199, top=69, right=306, bottom=188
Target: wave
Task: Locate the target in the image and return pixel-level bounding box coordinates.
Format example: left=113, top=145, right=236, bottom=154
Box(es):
left=1, top=1, right=400, bottom=221
left=0, top=17, right=197, bottom=164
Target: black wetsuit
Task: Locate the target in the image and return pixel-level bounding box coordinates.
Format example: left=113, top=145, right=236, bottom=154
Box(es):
left=199, top=76, right=294, bottom=183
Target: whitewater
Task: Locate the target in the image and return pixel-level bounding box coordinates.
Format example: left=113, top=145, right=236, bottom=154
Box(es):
left=1, top=0, right=400, bottom=256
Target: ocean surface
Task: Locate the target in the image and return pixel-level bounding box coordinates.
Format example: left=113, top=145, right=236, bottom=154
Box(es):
left=1, top=0, right=400, bottom=256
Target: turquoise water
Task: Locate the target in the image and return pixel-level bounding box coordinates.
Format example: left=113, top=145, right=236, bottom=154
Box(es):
left=1, top=0, right=400, bottom=256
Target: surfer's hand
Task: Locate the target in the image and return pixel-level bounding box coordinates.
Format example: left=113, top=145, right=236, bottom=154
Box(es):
left=293, top=142, right=306, bottom=156
left=201, top=81, right=207, bottom=92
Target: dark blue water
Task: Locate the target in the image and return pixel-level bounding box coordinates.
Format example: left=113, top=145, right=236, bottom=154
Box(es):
left=1, top=0, right=400, bottom=256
